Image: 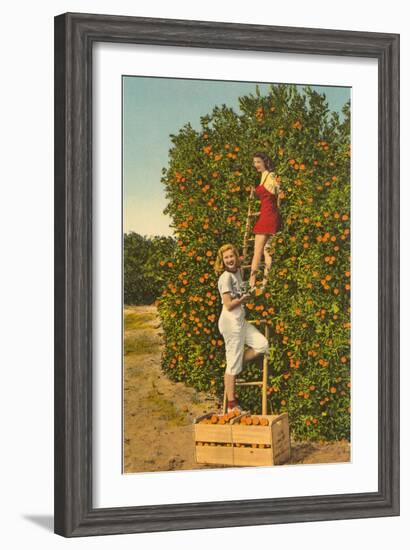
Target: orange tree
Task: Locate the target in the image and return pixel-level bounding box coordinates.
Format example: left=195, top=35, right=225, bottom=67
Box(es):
left=157, top=84, right=351, bottom=441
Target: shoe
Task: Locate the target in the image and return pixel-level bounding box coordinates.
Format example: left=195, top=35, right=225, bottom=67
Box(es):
left=227, top=402, right=244, bottom=414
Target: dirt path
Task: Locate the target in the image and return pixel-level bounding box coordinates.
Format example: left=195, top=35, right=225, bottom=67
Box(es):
left=123, top=305, right=350, bottom=473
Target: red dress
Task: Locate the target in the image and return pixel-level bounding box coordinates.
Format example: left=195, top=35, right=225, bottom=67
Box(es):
left=253, top=183, right=281, bottom=234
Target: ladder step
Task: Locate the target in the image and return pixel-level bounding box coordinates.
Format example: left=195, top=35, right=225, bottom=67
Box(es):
left=236, top=380, right=264, bottom=386
left=248, top=319, right=269, bottom=324
left=241, top=263, right=265, bottom=269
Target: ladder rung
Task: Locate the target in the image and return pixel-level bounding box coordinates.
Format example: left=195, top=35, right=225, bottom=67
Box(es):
left=248, top=319, right=269, bottom=324
left=236, top=381, right=263, bottom=387
left=241, top=263, right=265, bottom=269
left=248, top=212, right=260, bottom=216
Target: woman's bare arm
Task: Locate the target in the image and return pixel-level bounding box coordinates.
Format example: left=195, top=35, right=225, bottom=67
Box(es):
left=263, top=172, right=280, bottom=195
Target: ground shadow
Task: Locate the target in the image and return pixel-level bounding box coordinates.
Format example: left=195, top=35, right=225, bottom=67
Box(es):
left=22, top=514, right=54, bottom=532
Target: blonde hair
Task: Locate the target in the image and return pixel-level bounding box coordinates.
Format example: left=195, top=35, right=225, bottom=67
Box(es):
left=214, top=243, right=242, bottom=274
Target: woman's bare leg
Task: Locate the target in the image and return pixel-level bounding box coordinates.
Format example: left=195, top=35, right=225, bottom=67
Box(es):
left=225, top=353, right=262, bottom=406
left=224, top=372, right=236, bottom=401
left=262, top=237, right=273, bottom=287
left=249, top=234, right=269, bottom=288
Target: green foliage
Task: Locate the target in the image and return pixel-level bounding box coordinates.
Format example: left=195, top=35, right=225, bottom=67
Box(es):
left=124, top=232, right=177, bottom=304
left=157, top=84, right=351, bottom=441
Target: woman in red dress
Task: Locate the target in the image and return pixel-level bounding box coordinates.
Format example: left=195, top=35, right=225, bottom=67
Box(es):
left=249, top=152, right=281, bottom=290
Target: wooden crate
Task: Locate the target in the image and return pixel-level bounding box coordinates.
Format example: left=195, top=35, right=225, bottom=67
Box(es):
left=231, top=413, right=291, bottom=466
left=193, top=411, right=248, bottom=465
left=193, top=411, right=291, bottom=467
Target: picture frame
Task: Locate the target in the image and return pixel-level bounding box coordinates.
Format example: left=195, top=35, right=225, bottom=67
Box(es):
left=54, top=12, right=400, bottom=537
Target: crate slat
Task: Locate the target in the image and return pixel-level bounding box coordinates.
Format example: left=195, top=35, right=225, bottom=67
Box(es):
left=195, top=444, right=233, bottom=465
left=194, top=424, right=232, bottom=444
left=231, top=425, right=273, bottom=445
left=271, top=414, right=291, bottom=464
left=233, top=446, right=273, bottom=466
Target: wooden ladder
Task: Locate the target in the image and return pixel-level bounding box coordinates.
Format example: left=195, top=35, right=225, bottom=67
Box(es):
left=221, top=184, right=271, bottom=415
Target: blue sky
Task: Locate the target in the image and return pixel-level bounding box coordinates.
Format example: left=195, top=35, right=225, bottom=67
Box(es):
left=123, top=77, right=350, bottom=237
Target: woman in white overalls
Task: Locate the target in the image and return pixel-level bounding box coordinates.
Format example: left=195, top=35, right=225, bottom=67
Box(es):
left=214, top=243, right=269, bottom=413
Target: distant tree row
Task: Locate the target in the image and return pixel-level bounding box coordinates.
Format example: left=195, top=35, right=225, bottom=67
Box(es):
left=123, top=232, right=176, bottom=305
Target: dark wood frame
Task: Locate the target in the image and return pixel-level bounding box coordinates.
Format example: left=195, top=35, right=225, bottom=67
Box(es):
left=54, top=12, right=400, bottom=537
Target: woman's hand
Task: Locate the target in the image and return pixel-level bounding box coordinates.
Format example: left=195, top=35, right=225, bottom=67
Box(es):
left=239, top=293, right=252, bottom=304
left=222, top=292, right=251, bottom=311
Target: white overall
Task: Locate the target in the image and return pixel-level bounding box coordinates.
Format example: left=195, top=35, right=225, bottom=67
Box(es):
left=217, top=269, right=269, bottom=375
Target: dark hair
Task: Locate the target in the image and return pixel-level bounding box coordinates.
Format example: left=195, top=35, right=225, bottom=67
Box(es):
left=253, top=151, right=274, bottom=172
